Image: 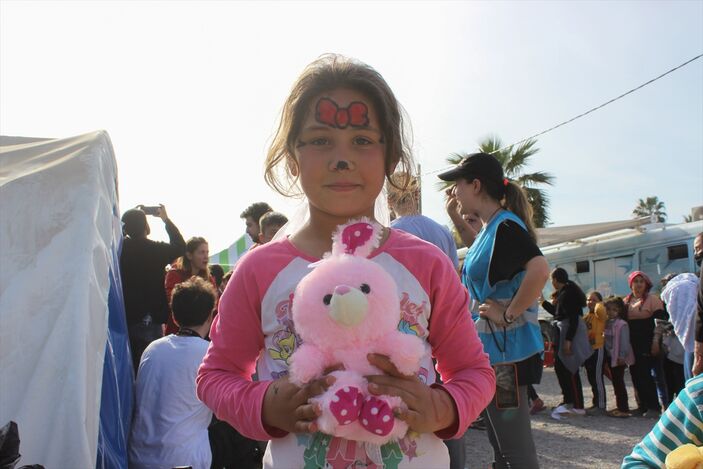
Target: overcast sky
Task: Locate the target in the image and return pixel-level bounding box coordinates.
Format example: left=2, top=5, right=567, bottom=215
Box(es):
left=2, top=1, right=702, bottom=252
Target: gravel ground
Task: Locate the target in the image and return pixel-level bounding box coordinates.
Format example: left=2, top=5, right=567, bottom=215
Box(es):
left=462, top=366, right=659, bottom=469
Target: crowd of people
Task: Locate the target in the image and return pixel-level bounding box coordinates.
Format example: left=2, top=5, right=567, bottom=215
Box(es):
left=117, top=54, right=703, bottom=469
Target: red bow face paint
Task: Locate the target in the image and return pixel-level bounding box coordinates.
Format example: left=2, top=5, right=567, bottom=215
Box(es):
left=315, top=97, right=370, bottom=129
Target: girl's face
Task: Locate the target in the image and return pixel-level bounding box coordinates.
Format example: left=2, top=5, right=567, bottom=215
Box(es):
left=453, top=179, right=480, bottom=216
left=586, top=293, right=599, bottom=312
left=605, top=305, right=619, bottom=320
left=631, top=275, right=647, bottom=297
left=187, top=243, right=209, bottom=272
left=294, top=88, right=386, bottom=222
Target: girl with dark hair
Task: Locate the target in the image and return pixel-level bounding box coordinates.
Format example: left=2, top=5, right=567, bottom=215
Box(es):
left=541, top=268, right=590, bottom=419
left=164, top=237, right=216, bottom=335
left=603, top=296, right=635, bottom=418
left=439, top=152, right=549, bottom=469
left=626, top=271, right=667, bottom=418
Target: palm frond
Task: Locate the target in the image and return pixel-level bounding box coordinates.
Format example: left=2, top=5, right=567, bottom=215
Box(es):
left=504, top=139, right=539, bottom=176
left=515, top=171, right=555, bottom=187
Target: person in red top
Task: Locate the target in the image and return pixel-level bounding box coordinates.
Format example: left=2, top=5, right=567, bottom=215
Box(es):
left=164, top=236, right=216, bottom=335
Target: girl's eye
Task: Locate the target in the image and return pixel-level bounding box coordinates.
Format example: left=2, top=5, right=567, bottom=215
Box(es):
left=353, top=136, right=372, bottom=145
left=360, top=284, right=370, bottom=294
left=323, top=294, right=332, bottom=305
left=311, top=137, right=330, bottom=145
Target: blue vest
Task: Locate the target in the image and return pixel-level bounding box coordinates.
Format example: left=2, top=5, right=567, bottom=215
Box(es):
left=463, top=210, right=544, bottom=365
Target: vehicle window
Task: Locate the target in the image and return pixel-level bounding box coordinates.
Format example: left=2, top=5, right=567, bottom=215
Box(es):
left=639, top=244, right=689, bottom=284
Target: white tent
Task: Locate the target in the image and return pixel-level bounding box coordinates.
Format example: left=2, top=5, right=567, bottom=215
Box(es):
left=0, top=131, right=131, bottom=467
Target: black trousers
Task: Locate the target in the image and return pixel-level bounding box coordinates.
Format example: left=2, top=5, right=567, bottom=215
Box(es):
left=554, top=355, right=584, bottom=408
left=629, top=353, right=661, bottom=412
left=208, top=418, right=263, bottom=469
left=584, top=348, right=606, bottom=409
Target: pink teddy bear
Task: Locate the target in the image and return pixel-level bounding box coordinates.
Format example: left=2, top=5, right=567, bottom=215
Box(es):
left=289, top=219, right=426, bottom=445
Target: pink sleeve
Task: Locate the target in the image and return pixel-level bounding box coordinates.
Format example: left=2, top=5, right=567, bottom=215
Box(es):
left=424, top=253, right=495, bottom=439
left=196, top=257, right=287, bottom=441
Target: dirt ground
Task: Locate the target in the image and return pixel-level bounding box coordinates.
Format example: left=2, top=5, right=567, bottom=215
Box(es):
left=462, top=366, right=658, bottom=469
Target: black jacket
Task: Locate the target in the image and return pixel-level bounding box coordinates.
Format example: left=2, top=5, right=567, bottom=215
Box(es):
left=120, top=219, right=185, bottom=325
left=542, top=281, right=586, bottom=341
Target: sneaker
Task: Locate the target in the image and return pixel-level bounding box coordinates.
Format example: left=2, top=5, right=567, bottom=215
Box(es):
left=552, top=404, right=572, bottom=415
left=530, top=398, right=546, bottom=415
left=550, top=409, right=566, bottom=420
left=569, top=408, right=586, bottom=416
left=643, top=409, right=661, bottom=419
left=607, top=409, right=630, bottom=418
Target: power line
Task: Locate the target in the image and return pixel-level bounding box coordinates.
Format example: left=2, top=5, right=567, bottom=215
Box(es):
left=423, top=53, right=703, bottom=177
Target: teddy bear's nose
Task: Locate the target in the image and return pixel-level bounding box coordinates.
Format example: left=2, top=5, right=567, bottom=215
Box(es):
left=329, top=285, right=368, bottom=327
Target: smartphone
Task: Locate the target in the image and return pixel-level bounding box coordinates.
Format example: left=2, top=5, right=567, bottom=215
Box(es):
left=494, top=363, right=519, bottom=409
left=141, top=205, right=160, bottom=216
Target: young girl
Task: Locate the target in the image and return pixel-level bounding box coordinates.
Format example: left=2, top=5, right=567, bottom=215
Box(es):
left=196, top=55, right=495, bottom=468
left=603, top=296, right=635, bottom=418
left=583, top=291, right=607, bottom=414
left=439, top=152, right=550, bottom=468
left=164, top=236, right=214, bottom=335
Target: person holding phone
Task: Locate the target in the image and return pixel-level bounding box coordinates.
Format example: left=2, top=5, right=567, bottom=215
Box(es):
left=439, top=153, right=549, bottom=469
left=120, top=204, right=185, bottom=371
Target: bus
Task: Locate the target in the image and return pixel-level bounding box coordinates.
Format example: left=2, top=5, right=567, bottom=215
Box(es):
left=539, top=220, right=702, bottom=298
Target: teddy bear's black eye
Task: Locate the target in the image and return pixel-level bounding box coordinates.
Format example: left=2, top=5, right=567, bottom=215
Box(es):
left=323, top=294, right=332, bottom=305
left=360, top=284, right=371, bottom=294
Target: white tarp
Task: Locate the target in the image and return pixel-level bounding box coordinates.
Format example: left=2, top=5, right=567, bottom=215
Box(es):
left=0, top=131, right=120, bottom=467
left=536, top=217, right=650, bottom=247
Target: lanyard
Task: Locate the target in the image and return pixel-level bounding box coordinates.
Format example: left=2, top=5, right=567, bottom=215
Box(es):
left=486, top=320, right=507, bottom=354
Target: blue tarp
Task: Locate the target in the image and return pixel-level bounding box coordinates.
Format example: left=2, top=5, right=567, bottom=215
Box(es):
left=96, top=221, right=133, bottom=469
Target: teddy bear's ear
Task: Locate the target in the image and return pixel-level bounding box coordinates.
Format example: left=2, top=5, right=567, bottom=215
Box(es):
left=331, top=218, right=383, bottom=258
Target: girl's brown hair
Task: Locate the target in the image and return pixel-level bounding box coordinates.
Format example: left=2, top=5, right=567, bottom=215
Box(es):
left=604, top=296, right=628, bottom=321
left=175, top=236, right=209, bottom=279
left=478, top=176, right=537, bottom=242
left=264, top=54, right=414, bottom=196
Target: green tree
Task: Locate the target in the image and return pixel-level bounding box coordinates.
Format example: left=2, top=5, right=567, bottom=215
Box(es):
left=439, top=136, right=555, bottom=227
left=633, top=196, right=667, bottom=223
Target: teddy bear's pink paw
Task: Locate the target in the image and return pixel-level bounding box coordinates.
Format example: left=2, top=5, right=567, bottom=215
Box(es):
left=359, top=396, right=394, bottom=436
left=329, top=386, right=362, bottom=425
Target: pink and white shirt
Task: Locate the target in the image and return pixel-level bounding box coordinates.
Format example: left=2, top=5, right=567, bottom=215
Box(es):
left=197, top=229, right=494, bottom=468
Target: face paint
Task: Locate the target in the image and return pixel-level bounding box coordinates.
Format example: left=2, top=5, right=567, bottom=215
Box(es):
left=335, top=160, right=349, bottom=171
left=315, top=97, right=370, bottom=129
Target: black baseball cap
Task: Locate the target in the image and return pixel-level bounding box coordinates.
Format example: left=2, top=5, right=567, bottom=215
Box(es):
left=437, top=152, right=504, bottom=183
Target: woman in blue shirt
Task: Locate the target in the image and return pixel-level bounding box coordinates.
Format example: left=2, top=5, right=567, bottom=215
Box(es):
left=440, top=152, right=550, bottom=469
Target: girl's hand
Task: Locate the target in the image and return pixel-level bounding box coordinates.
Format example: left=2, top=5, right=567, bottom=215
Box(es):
left=262, top=366, right=340, bottom=434
left=616, top=358, right=626, bottom=366
left=365, top=353, right=457, bottom=434
left=478, top=299, right=507, bottom=327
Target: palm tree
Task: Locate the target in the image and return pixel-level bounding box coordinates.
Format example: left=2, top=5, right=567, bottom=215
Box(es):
left=438, top=136, right=555, bottom=227
left=633, top=196, right=667, bottom=223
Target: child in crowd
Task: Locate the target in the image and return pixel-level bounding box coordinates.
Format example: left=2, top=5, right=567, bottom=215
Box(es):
left=603, top=296, right=635, bottom=418
left=583, top=291, right=607, bottom=415
left=195, top=54, right=495, bottom=468
left=258, top=211, right=289, bottom=244
left=129, top=277, right=217, bottom=469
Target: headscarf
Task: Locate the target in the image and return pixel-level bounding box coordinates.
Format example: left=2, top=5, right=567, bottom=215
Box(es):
left=625, top=270, right=653, bottom=305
